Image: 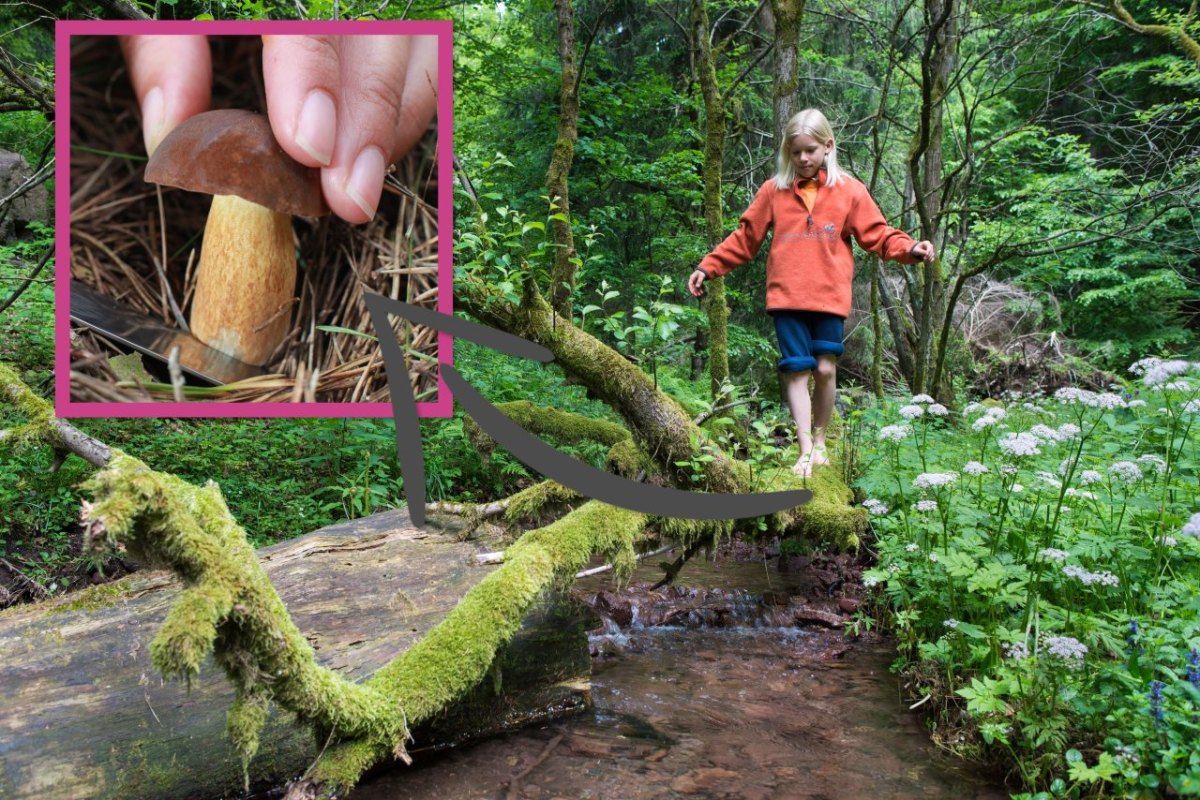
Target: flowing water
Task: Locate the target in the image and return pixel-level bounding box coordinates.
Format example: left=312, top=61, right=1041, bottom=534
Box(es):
left=351, top=556, right=1005, bottom=800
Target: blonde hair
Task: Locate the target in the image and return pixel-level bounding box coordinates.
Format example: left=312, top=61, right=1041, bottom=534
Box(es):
left=774, top=108, right=847, bottom=190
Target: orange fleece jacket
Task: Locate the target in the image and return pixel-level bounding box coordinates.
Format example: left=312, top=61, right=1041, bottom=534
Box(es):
left=697, top=171, right=919, bottom=317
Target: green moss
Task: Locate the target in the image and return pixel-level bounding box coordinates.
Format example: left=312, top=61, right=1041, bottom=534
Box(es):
left=0, top=361, right=55, bottom=450
left=43, top=581, right=129, bottom=616
left=605, top=438, right=649, bottom=477
left=469, top=400, right=631, bottom=457
left=504, top=480, right=579, bottom=522
left=306, top=501, right=647, bottom=796
left=768, top=462, right=865, bottom=550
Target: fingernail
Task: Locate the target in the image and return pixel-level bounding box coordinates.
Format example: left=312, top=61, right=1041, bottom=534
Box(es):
left=143, top=86, right=166, bottom=155
left=295, top=89, right=335, bottom=166
left=345, top=147, right=386, bottom=220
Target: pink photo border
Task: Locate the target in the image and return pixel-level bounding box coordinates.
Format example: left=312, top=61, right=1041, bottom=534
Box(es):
left=54, top=19, right=454, bottom=419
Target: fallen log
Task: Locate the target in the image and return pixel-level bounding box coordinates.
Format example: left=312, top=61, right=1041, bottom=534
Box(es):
left=0, top=510, right=591, bottom=799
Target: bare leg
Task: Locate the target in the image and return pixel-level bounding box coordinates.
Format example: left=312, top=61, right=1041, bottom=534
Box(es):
left=782, top=370, right=814, bottom=475
left=811, top=355, right=837, bottom=465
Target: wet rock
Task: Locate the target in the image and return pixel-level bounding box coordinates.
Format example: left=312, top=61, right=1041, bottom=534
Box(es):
left=837, top=597, right=862, bottom=614
left=592, top=590, right=633, bottom=628
left=669, top=767, right=740, bottom=794
left=762, top=590, right=791, bottom=606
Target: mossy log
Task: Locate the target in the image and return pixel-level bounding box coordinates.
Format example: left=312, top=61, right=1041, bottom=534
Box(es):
left=0, top=510, right=591, bottom=800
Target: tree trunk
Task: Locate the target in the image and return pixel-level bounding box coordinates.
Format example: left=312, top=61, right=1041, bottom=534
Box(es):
left=547, top=0, right=581, bottom=318
left=0, top=510, right=590, bottom=800
left=767, top=0, right=806, bottom=140
left=907, top=0, right=958, bottom=397
left=692, top=0, right=730, bottom=399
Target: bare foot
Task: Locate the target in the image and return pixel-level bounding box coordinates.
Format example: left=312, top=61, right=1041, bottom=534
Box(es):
left=811, top=443, right=831, bottom=467
left=792, top=451, right=814, bottom=478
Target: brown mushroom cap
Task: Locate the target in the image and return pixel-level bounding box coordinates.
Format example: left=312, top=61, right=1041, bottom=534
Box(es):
left=145, top=109, right=328, bottom=217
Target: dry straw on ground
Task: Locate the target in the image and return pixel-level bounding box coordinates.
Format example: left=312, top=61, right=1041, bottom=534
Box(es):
left=68, top=35, right=439, bottom=404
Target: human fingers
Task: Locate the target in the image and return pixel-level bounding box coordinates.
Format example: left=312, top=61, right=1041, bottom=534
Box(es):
left=120, top=35, right=212, bottom=155
left=263, top=35, right=438, bottom=223
left=688, top=270, right=705, bottom=297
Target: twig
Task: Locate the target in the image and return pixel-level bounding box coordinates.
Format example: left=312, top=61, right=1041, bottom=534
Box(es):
left=0, top=245, right=52, bottom=316
left=505, top=733, right=564, bottom=800
left=693, top=397, right=757, bottom=426
left=575, top=544, right=675, bottom=578
left=0, top=558, right=49, bottom=599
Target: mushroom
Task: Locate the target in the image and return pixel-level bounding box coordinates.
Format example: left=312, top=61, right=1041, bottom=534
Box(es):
left=145, top=109, right=328, bottom=366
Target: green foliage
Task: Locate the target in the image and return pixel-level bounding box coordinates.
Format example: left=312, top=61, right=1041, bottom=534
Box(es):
left=858, top=362, right=1200, bottom=794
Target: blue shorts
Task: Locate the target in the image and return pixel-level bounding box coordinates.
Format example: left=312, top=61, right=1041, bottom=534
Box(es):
left=771, top=310, right=845, bottom=373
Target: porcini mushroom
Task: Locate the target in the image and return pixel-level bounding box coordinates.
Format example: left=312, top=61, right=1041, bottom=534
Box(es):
left=145, top=109, right=328, bottom=366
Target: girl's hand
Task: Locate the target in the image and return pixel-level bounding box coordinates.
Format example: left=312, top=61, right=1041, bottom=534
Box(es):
left=687, top=269, right=707, bottom=297
left=911, top=241, right=936, bottom=263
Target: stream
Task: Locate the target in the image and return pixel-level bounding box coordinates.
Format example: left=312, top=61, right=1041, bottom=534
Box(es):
left=352, top=554, right=1005, bottom=800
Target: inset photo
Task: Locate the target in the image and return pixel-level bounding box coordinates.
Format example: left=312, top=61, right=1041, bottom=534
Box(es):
left=55, top=21, right=452, bottom=416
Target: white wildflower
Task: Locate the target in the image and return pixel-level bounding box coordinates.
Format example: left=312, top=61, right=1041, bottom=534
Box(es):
left=862, top=499, right=890, bottom=516
left=899, top=404, right=925, bottom=419
left=1004, top=641, right=1029, bottom=661
left=1157, top=536, right=1177, bottom=548
left=1028, top=424, right=1061, bottom=442
left=999, top=432, right=1041, bottom=458
left=1043, top=635, right=1088, bottom=664
left=962, top=461, right=989, bottom=476
left=972, top=415, right=998, bottom=431
left=905, top=543, right=920, bottom=552
left=1056, top=423, right=1081, bottom=440
left=889, top=564, right=900, bottom=573
left=1181, top=513, right=1200, bottom=538
left=928, top=552, right=939, bottom=562
left=1039, top=548, right=1070, bottom=562
left=1012, top=484, right=1024, bottom=493
left=1183, top=399, right=1200, bottom=414
left=879, top=424, right=912, bottom=442
left=943, top=618, right=960, bottom=629
left=1079, top=469, right=1103, bottom=486
left=1137, top=454, right=1167, bottom=475
left=911, top=394, right=936, bottom=404
left=927, top=403, right=949, bottom=416
left=1142, top=359, right=1190, bottom=387
left=1062, top=565, right=1119, bottom=587
left=863, top=575, right=881, bottom=588
left=1127, top=399, right=1147, bottom=408
left=1000, top=464, right=1018, bottom=476
left=1064, top=487, right=1096, bottom=500
left=913, top=472, right=959, bottom=490
left=1109, top=461, right=1143, bottom=485
left=914, top=500, right=938, bottom=513
left=1093, top=392, right=1126, bottom=410
left=963, top=402, right=983, bottom=415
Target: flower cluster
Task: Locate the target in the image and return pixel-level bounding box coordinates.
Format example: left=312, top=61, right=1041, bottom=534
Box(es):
left=899, top=404, right=926, bottom=419
left=1004, top=641, right=1030, bottom=661
left=911, top=394, right=935, bottom=404
left=879, top=424, right=912, bottom=442
left=970, top=406, right=1007, bottom=431
left=998, top=432, right=1041, bottom=458
left=1028, top=423, right=1080, bottom=443
left=1053, top=387, right=1126, bottom=409
left=1108, top=461, right=1144, bottom=486
left=1043, top=635, right=1088, bottom=664
left=1038, top=548, right=1070, bottom=562
left=943, top=618, right=959, bottom=629
left=913, top=472, right=958, bottom=489
left=913, top=499, right=938, bottom=513
left=1078, top=469, right=1103, bottom=486
left=1148, top=680, right=1165, bottom=723
left=1137, top=454, right=1167, bottom=475
left=862, top=498, right=889, bottom=516
left=962, top=461, right=988, bottom=476
left=1062, top=565, right=1120, bottom=587
left=1181, top=513, right=1200, bottom=538
left=1131, top=357, right=1192, bottom=388
left=927, top=403, right=949, bottom=416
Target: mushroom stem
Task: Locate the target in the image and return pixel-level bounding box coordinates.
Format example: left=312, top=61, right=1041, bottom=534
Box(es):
left=190, top=194, right=296, bottom=366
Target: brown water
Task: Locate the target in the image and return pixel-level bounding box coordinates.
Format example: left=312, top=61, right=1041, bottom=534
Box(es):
left=351, top=556, right=1004, bottom=800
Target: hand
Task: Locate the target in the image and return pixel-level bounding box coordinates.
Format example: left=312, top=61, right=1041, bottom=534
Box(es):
left=687, top=269, right=707, bottom=297
left=910, top=240, right=936, bottom=263
left=121, top=35, right=439, bottom=224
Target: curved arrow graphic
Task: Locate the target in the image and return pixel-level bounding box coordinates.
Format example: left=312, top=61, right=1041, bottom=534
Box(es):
left=364, top=293, right=812, bottom=527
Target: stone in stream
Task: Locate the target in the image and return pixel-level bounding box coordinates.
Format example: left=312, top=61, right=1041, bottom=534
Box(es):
left=0, top=510, right=590, bottom=799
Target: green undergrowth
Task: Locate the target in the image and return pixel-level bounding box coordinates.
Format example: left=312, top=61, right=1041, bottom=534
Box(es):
left=854, top=361, right=1200, bottom=797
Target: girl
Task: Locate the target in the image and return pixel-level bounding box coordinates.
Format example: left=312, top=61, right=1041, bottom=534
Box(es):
left=688, top=108, right=935, bottom=477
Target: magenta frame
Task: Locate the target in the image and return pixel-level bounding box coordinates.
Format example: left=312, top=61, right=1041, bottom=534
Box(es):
left=54, top=19, right=454, bottom=419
